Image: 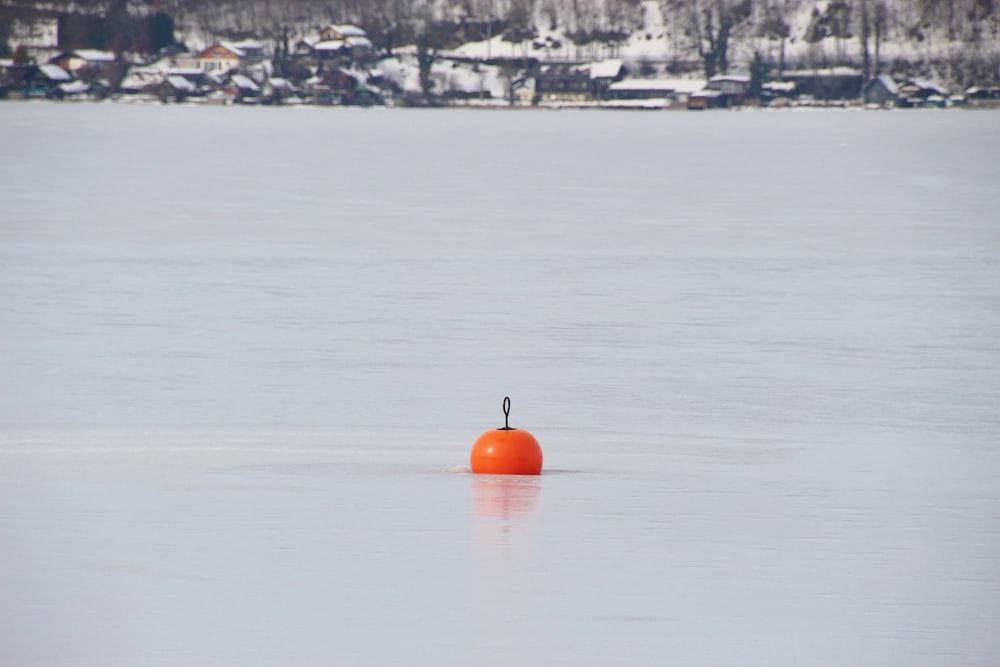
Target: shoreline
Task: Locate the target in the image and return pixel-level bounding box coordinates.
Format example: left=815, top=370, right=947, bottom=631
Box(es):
left=4, top=96, right=999, bottom=112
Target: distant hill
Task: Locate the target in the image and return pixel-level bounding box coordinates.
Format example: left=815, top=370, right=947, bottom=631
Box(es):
left=3, top=0, right=998, bottom=86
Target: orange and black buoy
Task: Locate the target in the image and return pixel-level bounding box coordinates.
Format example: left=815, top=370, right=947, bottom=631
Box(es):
left=470, top=397, right=543, bottom=475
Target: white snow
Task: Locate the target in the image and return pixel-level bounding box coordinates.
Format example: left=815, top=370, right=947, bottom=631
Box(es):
left=71, top=49, right=116, bottom=62
left=57, top=80, right=89, bottom=94
left=37, top=64, right=71, bottom=81
left=229, top=74, right=260, bottom=91
left=328, top=24, right=367, bottom=38
left=589, top=58, right=623, bottom=79
left=166, top=75, right=196, bottom=92
left=313, top=39, right=345, bottom=52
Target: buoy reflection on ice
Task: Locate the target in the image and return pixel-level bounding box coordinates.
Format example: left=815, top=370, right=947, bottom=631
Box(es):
left=472, top=475, right=541, bottom=520
left=471, top=475, right=541, bottom=561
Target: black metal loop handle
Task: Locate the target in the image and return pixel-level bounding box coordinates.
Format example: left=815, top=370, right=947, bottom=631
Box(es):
left=501, top=396, right=512, bottom=430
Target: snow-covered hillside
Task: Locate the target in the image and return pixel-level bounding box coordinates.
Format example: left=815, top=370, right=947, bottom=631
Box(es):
left=3, top=0, right=999, bottom=86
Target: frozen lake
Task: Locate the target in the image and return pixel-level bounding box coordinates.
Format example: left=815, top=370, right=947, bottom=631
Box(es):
left=1, top=103, right=999, bottom=665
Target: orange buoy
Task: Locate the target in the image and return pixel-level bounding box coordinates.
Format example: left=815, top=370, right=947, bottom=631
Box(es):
left=470, top=397, right=543, bottom=475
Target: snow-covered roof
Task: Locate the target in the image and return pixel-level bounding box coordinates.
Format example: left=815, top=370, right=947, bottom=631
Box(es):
left=328, top=24, right=367, bottom=38
left=345, top=36, right=372, bottom=49
left=538, top=62, right=589, bottom=76
left=314, top=40, right=346, bottom=52
left=120, top=68, right=164, bottom=90
left=165, top=67, right=203, bottom=77
left=38, top=64, right=71, bottom=81
left=873, top=73, right=898, bottom=94
left=230, top=39, right=262, bottom=50
left=709, top=73, right=750, bottom=83
left=72, top=49, right=115, bottom=62
left=608, top=78, right=704, bottom=93
left=215, top=42, right=247, bottom=58
left=166, top=75, right=196, bottom=92
left=690, top=89, right=722, bottom=98
left=906, top=78, right=949, bottom=95
left=230, top=74, right=260, bottom=91
left=267, top=77, right=292, bottom=90
left=763, top=80, right=796, bottom=93
left=783, top=66, right=861, bottom=78
left=965, top=85, right=1000, bottom=95
left=58, top=80, right=89, bottom=93
left=590, top=58, right=623, bottom=79
left=601, top=98, right=670, bottom=109
left=672, top=79, right=709, bottom=94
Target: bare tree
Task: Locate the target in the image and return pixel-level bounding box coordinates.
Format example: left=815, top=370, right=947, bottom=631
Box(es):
left=873, top=0, right=887, bottom=74
left=859, top=0, right=872, bottom=79
left=684, top=0, right=753, bottom=77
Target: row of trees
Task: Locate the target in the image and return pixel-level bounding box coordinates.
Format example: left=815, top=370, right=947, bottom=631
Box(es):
left=669, top=0, right=999, bottom=80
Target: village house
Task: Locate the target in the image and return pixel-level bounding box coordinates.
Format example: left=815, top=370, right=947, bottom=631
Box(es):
left=49, top=79, right=91, bottom=100
left=534, top=60, right=622, bottom=104
left=964, top=85, right=1000, bottom=106
left=119, top=61, right=230, bottom=101
left=863, top=74, right=899, bottom=106
left=589, top=59, right=624, bottom=99
left=761, top=79, right=796, bottom=105
left=261, top=77, right=296, bottom=104
left=534, top=63, right=591, bottom=103
left=686, top=88, right=724, bottom=109
left=50, top=50, right=116, bottom=74
left=783, top=66, right=864, bottom=100
left=320, top=24, right=371, bottom=47
left=162, top=74, right=198, bottom=101
left=704, top=74, right=750, bottom=106
left=897, top=78, right=950, bottom=107
left=228, top=73, right=261, bottom=103
left=47, top=50, right=120, bottom=90
left=179, top=40, right=266, bottom=73
left=296, top=24, right=373, bottom=61
left=24, top=63, right=73, bottom=97
left=306, top=66, right=383, bottom=106
left=605, top=78, right=705, bottom=107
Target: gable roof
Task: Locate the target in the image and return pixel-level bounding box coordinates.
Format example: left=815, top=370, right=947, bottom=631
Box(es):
left=38, top=64, right=72, bottom=81
left=166, top=74, right=197, bottom=92
left=345, top=36, right=372, bottom=49
left=905, top=78, right=949, bottom=95
left=314, top=40, right=346, bottom=52
left=230, top=73, right=260, bottom=91
left=200, top=42, right=244, bottom=59
left=871, top=73, right=898, bottom=94
left=72, top=49, right=115, bottom=62
left=325, top=24, right=367, bottom=38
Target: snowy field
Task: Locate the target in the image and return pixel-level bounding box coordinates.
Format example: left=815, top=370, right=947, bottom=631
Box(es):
left=1, top=103, right=999, bottom=666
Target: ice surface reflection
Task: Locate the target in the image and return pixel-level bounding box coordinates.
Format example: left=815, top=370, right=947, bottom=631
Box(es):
left=472, top=474, right=541, bottom=521
left=2, top=105, right=999, bottom=667
left=471, top=475, right=541, bottom=563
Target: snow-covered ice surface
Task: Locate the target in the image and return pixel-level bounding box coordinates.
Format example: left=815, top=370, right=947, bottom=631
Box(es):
left=1, top=103, right=999, bottom=666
